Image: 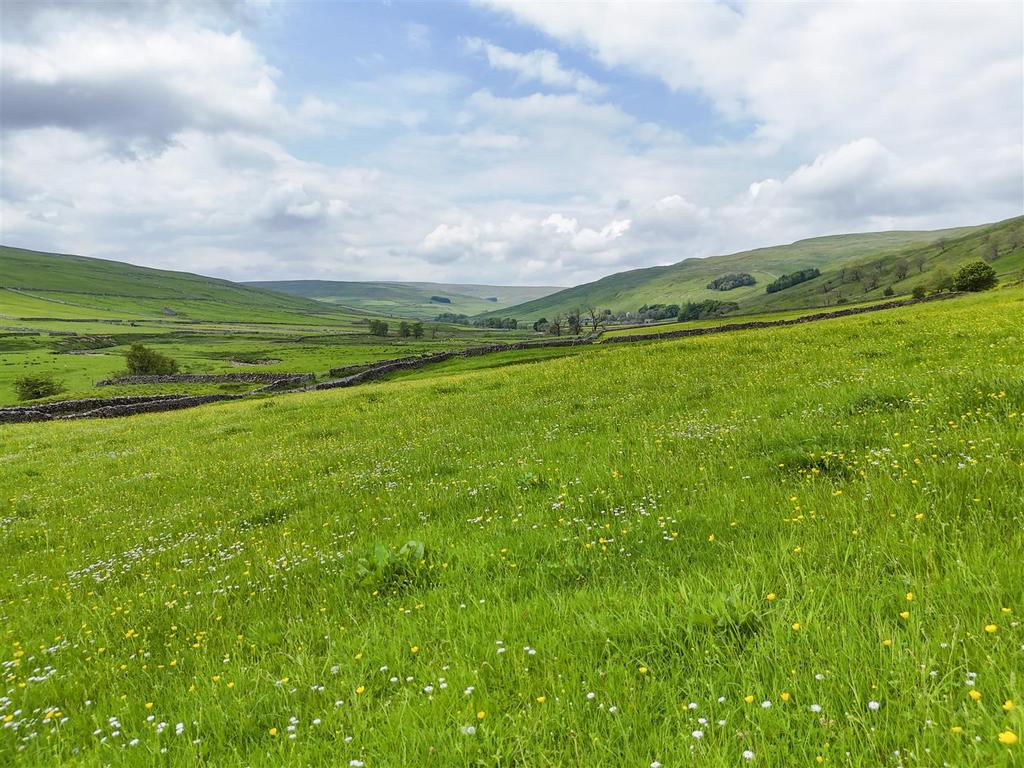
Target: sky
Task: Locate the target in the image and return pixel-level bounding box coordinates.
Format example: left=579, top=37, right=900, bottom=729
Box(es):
left=1, top=1, right=1021, bottom=286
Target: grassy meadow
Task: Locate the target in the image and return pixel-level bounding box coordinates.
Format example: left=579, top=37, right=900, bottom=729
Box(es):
left=1, top=287, right=1021, bottom=766
left=1, top=246, right=539, bottom=407
left=483, top=216, right=1023, bottom=322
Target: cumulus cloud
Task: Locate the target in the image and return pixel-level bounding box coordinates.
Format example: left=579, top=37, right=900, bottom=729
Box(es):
left=464, top=37, right=604, bottom=95
left=0, top=1, right=1019, bottom=286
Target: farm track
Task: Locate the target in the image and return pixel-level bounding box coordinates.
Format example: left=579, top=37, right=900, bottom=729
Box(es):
left=0, top=293, right=961, bottom=423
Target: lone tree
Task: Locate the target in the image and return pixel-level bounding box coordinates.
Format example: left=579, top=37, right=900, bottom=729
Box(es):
left=398, top=321, right=411, bottom=338
left=411, top=322, right=424, bottom=339
left=951, top=260, right=998, bottom=292
left=547, top=315, right=563, bottom=337
left=583, top=305, right=608, bottom=334
left=14, top=373, right=64, bottom=401
left=566, top=308, right=583, bottom=336
left=125, top=343, right=178, bottom=375
left=368, top=319, right=389, bottom=337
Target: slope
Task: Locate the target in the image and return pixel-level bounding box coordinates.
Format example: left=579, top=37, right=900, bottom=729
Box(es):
left=249, top=280, right=564, bottom=319
left=1, top=289, right=1021, bottom=766
left=0, top=245, right=358, bottom=324
left=486, top=218, right=1022, bottom=322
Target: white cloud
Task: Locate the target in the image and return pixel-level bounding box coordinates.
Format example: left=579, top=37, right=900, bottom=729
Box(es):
left=464, top=37, right=604, bottom=95
left=0, top=1, right=1020, bottom=288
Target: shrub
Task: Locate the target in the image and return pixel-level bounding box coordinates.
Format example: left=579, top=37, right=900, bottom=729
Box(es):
left=368, top=319, right=389, bottom=336
left=911, top=284, right=927, bottom=299
left=765, top=268, right=821, bottom=293
left=707, top=273, right=756, bottom=291
left=883, top=286, right=895, bottom=297
left=951, top=260, right=998, bottom=292
left=125, top=344, right=178, bottom=375
left=13, top=374, right=64, bottom=401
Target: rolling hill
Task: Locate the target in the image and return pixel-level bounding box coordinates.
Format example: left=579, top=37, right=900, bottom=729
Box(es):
left=484, top=217, right=1024, bottom=322
left=248, top=280, right=564, bottom=319
left=0, top=245, right=359, bottom=324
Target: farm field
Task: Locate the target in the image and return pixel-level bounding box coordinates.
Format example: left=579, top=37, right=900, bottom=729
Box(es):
left=0, top=246, right=538, bottom=407
left=1, top=287, right=1021, bottom=766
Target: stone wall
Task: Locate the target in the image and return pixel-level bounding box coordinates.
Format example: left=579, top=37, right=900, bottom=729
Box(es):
left=0, top=394, right=242, bottom=423
left=97, top=373, right=313, bottom=387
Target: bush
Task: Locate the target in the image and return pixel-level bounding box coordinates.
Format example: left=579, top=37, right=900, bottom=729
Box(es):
left=13, top=374, right=64, bottom=401
left=883, top=286, right=895, bottom=297
left=125, top=344, right=178, bottom=375
left=706, top=273, right=756, bottom=291
left=368, top=319, right=389, bottom=336
left=911, top=284, right=927, bottom=299
left=951, top=260, right=998, bottom=292
left=765, top=268, right=821, bottom=293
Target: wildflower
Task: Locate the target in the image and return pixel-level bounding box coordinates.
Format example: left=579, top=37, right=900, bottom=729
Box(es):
left=356, top=686, right=365, bottom=694
left=460, top=725, right=476, bottom=735
left=868, top=701, right=880, bottom=711
left=906, top=592, right=914, bottom=601
left=998, top=730, right=1018, bottom=745
left=692, top=730, right=704, bottom=739
left=536, top=696, right=546, bottom=703
left=791, top=622, right=801, bottom=631
left=349, top=761, right=365, bottom=768
left=411, top=645, right=419, bottom=653
left=639, top=666, right=648, bottom=675
left=742, top=750, right=755, bottom=760
left=766, top=593, right=777, bottom=601
left=476, top=711, right=486, bottom=720
left=969, top=690, right=981, bottom=701
left=984, top=624, right=997, bottom=633
left=1004, top=700, right=1014, bottom=712
left=586, top=692, right=596, bottom=701
left=269, top=727, right=278, bottom=736
left=882, top=639, right=893, bottom=647
left=899, top=611, right=910, bottom=619
left=651, top=762, right=662, bottom=768
left=951, top=726, right=963, bottom=734
left=744, top=695, right=754, bottom=704
left=761, top=700, right=772, bottom=709
left=780, top=692, right=791, bottom=702
left=144, top=702, right=153, bottom=710
left=810, top=704, right=822, bottom=713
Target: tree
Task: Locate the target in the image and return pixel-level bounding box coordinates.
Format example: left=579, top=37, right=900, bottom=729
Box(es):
left=894, top=261, right=909, bottom=281
left=14, top=374, right=64, bottom=401
left=951, top=260, right=998, bottom=292
left=411, top=322, right=424, bottom=339
left=913, top=253, right=928, bottom=273
left=584, top=305, right=607, bottom=334
left=125, top=343, right=178, bottom=375
left=566, top=308, right=583, bottom=336
left=532, top=318, right=549, bottom=333
left=547, top=315, right=563, bottom=337
left=912, top=284, right=927, bottom=299
left=929, top=267, right=953, bottom=293
left=398, top=321, right=411, bottom=338
left=368, top=320, right=389, bottom=337
left=936, top=237, right=948, bottom=253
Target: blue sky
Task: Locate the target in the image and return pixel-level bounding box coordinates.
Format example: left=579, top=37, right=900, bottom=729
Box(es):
left=1, top=1, right=1021, bottom=284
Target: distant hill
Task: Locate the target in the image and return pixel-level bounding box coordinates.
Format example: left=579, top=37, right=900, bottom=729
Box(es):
left=483, top=217, right=1024, bottom=322
left=0, top=245, right=358, bottom=324
left=248, top=280, right=564, bottom=319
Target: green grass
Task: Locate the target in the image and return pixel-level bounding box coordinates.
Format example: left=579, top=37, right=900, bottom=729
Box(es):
left=485, top=217, right=1023, bottom=322
left=1, top=288, right=1021, bottom=766
left=248, top=281, right=564, bottom=320
left=0, top=247, right=538, bottom=407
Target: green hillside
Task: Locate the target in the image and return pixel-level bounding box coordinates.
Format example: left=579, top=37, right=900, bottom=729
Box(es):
left=487, top=218, right=1023, bottom=322
left=249, top=280, right=564, bottom=319
left=1, top=289, right=1021, bottom=765
left=0, top=246, right=356, bottom=324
